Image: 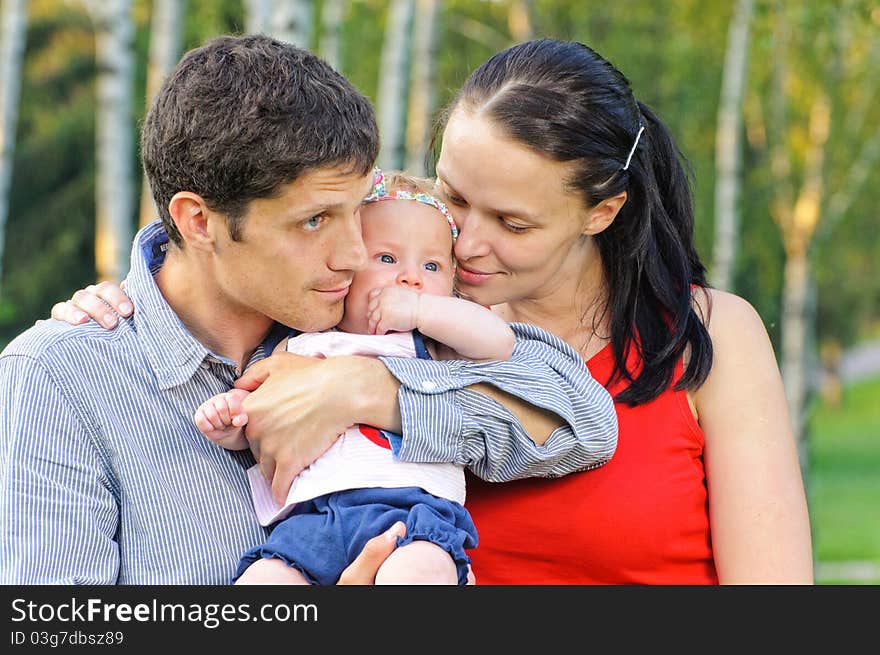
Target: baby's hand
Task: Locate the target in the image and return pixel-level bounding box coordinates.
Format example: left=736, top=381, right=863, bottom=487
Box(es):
left=367, top=286, right=420, bottom=335
left=193, top=388, right=252, bottom=450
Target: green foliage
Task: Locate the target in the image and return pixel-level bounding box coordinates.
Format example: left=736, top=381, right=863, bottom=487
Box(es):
left=809, top=376, right=880, bottom=577
left=0, top=0, right=877, bottom=360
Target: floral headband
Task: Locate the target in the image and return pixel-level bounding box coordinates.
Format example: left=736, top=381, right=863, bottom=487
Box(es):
left=363, top=168, right=459, bottom=242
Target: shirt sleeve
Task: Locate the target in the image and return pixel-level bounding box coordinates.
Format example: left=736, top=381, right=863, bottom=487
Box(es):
left=0, top=353, right=120, bottom=584
left=378, top=322, right=618, bottom=482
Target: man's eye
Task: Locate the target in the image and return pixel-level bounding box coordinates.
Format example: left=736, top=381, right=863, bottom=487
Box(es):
left=379, top=254, right=395, bottom=264
left=424, top=262, right=439, bottom=272
left=303, top=215, right=327, bottom=230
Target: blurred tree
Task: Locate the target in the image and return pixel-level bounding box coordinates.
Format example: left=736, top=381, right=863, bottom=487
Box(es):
left=270, top=0, right=313, bottom=47
left=377, top=0, right=414, bottom=170
left=244, top=0, right=271, bottom=33
left=84, top=0, right=136, bottom=283
left=507, top=0, right=533, bottom=41
left=404, top=0, right=440, bottom=176
left=0, top=0, right=877, bottom=376
left=0, top=0, right=29, bottom=298
left=711, top=0, right=753, bottom=292
left=744, top=0, right=880, bottom=466
left=138, top=0, right=186, bottom=227
left=318, top=0, right=344, bottom=70
left=0, top=1, right=97, bottom=343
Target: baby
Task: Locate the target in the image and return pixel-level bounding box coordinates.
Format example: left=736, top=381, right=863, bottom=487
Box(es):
left=194, top=169, right=515, bottom=585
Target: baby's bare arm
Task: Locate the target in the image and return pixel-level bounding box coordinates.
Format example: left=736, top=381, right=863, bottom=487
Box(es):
left=416, top=294, right=514, bottom=361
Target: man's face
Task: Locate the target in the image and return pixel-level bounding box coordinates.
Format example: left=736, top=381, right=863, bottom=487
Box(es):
left=209, top=165, right=374, bottom=333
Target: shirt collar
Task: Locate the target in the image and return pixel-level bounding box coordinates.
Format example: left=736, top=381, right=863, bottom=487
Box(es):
left=125, top=221, right=290, bottom=390
left=124, top=221, right=213, bottom=389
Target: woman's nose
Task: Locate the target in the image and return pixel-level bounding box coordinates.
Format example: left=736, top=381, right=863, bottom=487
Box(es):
left=452, top=211, right=491, bottom=260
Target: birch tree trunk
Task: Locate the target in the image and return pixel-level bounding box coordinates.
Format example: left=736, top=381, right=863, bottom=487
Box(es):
left=245, top=0, right=272, bottom=34
left=138, top=0, right=186, bottom=227
left=377, top=0, right=414, bottom=171
left=89, top=0, right=136, bottom=283
left=507, top=0, right=533, bottom=42
left=319, top=0, right=344, bottom=72
left=404, top=0, right=440, bottom=176
left=0, top=0, right=29, bottom=296
left=775, top=93, right=830, bottom=470
left=710, top=0, right=753, bottom=292
left=270, top=0, right=312, bottom=48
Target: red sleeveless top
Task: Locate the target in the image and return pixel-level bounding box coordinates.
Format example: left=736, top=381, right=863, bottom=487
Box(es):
left=465, top=342, right=718, bottom=584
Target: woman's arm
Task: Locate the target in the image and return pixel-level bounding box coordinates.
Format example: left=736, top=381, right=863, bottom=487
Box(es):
left=693, top=289, right=814, bottom=584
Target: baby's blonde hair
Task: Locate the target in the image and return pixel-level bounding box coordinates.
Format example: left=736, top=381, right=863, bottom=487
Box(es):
left=379, top=170, right=438, bottom=196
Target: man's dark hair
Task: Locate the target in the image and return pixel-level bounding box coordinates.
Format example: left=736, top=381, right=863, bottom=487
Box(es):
left=141, top=34, right=379, bottom=246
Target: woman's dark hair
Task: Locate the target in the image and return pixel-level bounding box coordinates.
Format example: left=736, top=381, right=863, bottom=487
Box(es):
left=436, top=38, right=712, bottom=405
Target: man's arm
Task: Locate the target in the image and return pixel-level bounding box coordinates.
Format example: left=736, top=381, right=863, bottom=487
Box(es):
left=0, top=354, right=119, bottom=584
left=236, top=322, right=618, bottom=500
left=379, top=322, right=618, bottom=481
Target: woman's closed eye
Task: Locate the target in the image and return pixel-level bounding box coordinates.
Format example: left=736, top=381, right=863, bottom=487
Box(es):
left=501, top=218, right=530, bottom=234
left=438, top=183, right=466, bottom=206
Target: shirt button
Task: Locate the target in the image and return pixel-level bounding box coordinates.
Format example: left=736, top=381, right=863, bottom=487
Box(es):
left=421, top=380, right=437, bottom=391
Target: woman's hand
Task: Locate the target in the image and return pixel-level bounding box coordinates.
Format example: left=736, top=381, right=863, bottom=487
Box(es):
left=50, top=281, right=132, bottom=329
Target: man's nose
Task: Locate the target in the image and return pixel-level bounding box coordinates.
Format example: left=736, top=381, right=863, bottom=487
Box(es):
left=331, top=214, right=367, bottom=272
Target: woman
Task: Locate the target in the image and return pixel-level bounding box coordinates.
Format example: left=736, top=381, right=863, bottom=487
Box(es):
left=53, top=39, right=813, bottom=584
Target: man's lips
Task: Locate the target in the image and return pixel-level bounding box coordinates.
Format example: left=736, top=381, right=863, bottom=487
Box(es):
left=315, top=283, right=352, bottom=298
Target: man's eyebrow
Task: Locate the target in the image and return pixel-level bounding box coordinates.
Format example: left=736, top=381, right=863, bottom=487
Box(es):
left=294, top=201, right=344, bottom=217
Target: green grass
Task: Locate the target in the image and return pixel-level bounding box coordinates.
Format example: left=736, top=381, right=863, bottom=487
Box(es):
left=808, top=375, right=880, bottom=584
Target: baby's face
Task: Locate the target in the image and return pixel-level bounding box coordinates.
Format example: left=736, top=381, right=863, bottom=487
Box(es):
left=335, top=199, right=455, bottom=334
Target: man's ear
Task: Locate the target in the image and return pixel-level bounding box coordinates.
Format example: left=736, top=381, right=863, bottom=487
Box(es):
left=582, top=191, right=627, bottom=236
left=168, top=192, right=215, bottom=250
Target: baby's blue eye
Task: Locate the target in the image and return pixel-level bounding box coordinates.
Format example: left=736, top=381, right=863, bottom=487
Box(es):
left=379, top=254, right=395, bottom=264
left=424, top=262, right=439, bottom=272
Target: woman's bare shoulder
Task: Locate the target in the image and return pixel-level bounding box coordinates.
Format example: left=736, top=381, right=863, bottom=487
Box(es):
left=692, top=286, right=769, bottom=344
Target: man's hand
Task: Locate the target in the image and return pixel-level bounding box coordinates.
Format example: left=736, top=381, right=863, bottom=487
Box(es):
left=235, top=352, right=361, bottom=506
left=336, top=522, right=406, bottom=584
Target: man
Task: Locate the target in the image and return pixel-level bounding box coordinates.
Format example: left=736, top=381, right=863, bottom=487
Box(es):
left=1, top=35, right=615, bottom=584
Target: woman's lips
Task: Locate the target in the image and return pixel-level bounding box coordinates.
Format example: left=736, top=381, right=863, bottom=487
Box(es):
left=455, top=264, right=494, bottom=285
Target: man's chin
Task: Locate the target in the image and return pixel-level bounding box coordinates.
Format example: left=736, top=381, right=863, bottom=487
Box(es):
left=287, top=303, right=345, bottom=333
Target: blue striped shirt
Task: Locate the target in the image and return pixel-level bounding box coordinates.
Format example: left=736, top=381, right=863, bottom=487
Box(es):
left=0, top=221, right=617, bottom=584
